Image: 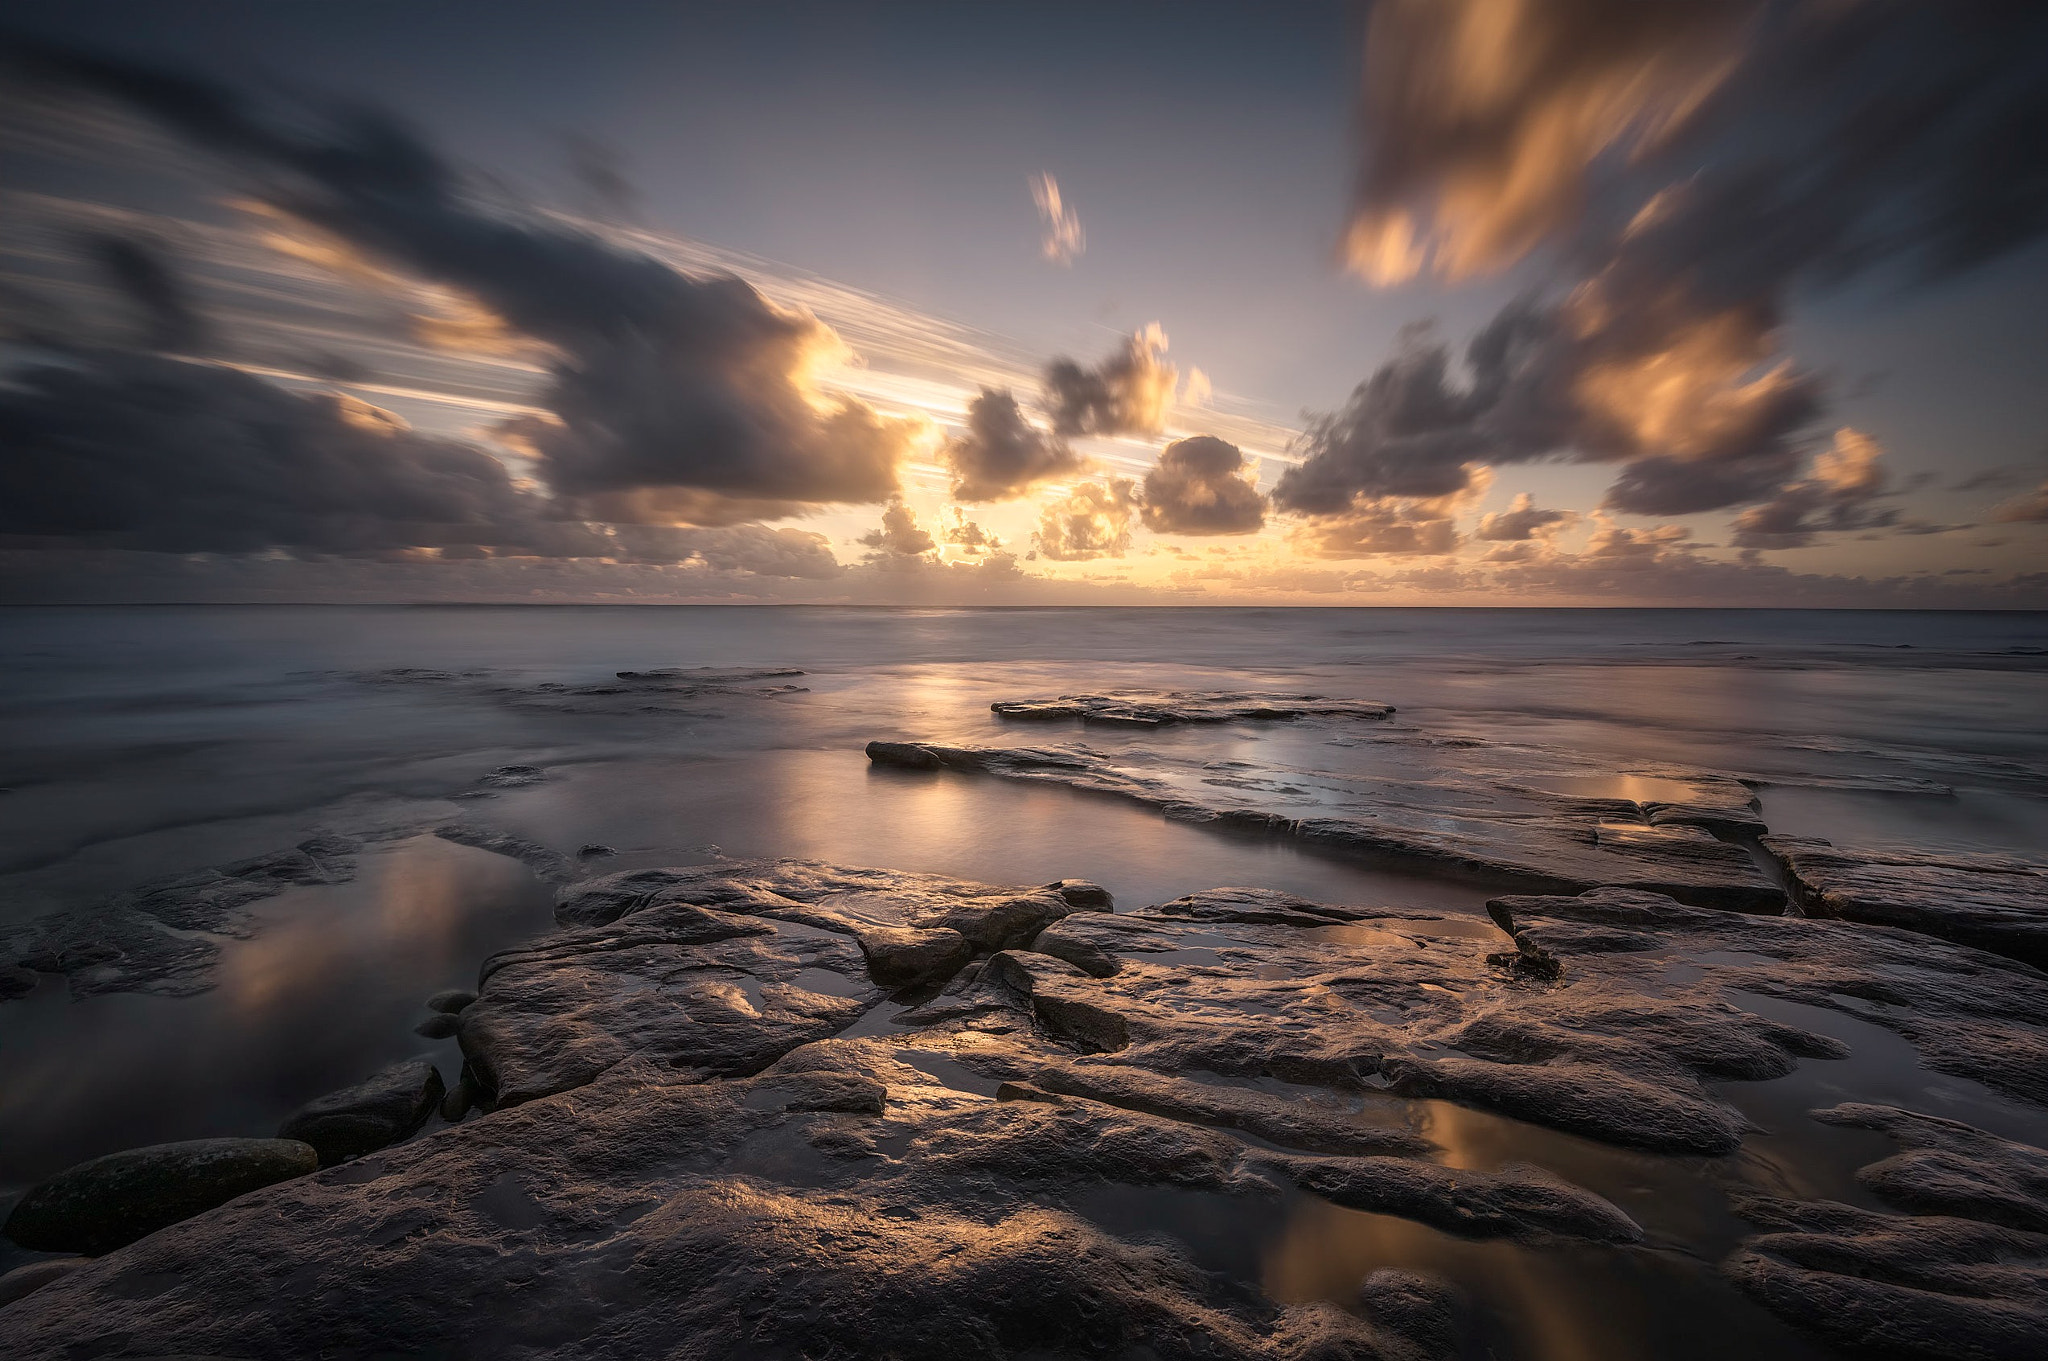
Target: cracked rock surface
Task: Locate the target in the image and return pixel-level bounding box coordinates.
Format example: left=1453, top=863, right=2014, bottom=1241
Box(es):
left=1763, top=834, right=2048, bottom=969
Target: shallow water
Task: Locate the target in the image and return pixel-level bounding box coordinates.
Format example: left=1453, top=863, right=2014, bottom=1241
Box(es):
left=2, top=604, right=2044, bottom=1357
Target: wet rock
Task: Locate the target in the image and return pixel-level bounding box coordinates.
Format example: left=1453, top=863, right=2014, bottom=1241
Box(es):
left=1357, top=1269, right=1469, bottom=1359
left=1723, top=1103, right=2048, bottom=1361
left=0, top=1045, right=1487, bottom=1360
left=1046, top=877, right=1113, bottom=910
left=3, top=1138, right=317, bottom=1256
left=277, top=1059, right=445, bottom=1166
left=1763, top=834, right=2048, bottom=968
left=0, top=963, right=37, bottom=1000
left=553, top=858, right=1092, bottom=950
left=991, top=690, right=1395, bottom=726
left=1028, top=1063, right=1432, bottom=1157
left=439, top=1074, right=475, bottom=1122
left=433, top=824, right=576, bottom=883
left=1029, top=917, right=1122, bottom=977
left=865, top=739, right=1783, bottom=911
left=577, top=842, right=617, bottom=858
left=457, top=899, right=882, bottom=1105
left=475, top=764, right=545, bottom=789
left=425, top=988, right=476, bottom=1013
left=1264, top=1153, right=1641, bottom=1243
left=413, top=1012, right=461, bottom=1039
left=1492, top=888, right=2048, bottom=1110
left=854, top=925, right=974, bottom=990
left=1811, top=1102, right=2048, bottom=1232
left=1643, top=801, right=1768, bottom=837
left=0, top=1257, right=87, bottom=1307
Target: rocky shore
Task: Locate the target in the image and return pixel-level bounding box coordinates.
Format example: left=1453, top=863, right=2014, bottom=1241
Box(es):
left=3, top=691, right=2044, bottom=1359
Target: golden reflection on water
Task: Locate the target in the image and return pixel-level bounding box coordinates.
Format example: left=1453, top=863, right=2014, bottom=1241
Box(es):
left=1263, top=1198, right=1618, bottom=1361
left=213, top=836, right=524, bottom=1021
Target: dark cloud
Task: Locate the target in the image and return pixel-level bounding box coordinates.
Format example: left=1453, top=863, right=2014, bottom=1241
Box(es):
left=86, top=233, right=208, bottom=353
left=1991, top=480, right=2048, bottom=524
left=0, top=352, right=598, bottom=558
left=1476, top=493, right=1572, bottom=542
left=942, top=388, right=1083, bottom=501
left=1033, top=480, right=1137, bottom=561
left=1139, top=435, right=1265, bottom=536
left=1322, top=2, right=2048, bottom=522
left=18, top=42, right=916, bottom=519
left=1731, top=428, right=1896, bottom=548
left=1043, top=326, right=1175, bottom=438
left=859, top=499, right=936, bottom=561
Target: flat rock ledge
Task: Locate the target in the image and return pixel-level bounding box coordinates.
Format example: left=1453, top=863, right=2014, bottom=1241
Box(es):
left=991, top=690, right=1395, bottom=727
left=867, top=739, right=1782, bottom=911
left=1725, top=1103, right=2048, bottom=1359
left=1764, top=834, right=2048, bottom=970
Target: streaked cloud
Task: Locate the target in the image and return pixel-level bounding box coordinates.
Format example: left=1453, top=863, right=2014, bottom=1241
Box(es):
left=1030, top=171, right=1084, bottom=266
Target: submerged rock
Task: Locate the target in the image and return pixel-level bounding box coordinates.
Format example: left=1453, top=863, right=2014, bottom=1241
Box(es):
left=1725, top=1105, right=2048, bottom=1359
left=277, top=1059, right=445, bottom=1166
left=865, top=739, right=1782, bottom=910
left=1763, top=834, right=2048, bottom=968
left=432, top=824, right=576, bottom=883
left=991, top=690, right=1395, bottom=726
left=0, top=833, right=363, bottom=1003
left=3, top=1138, right=317, bottom=1256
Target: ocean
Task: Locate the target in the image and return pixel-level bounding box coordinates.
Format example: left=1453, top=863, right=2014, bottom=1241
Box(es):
left=3, top=604, right=2044, bottom=1357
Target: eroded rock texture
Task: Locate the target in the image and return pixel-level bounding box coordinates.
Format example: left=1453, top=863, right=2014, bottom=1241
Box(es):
left=3, top=1037, right=1588, bottom=1360
left=1725, top=1104, right=2048, bottom=1360
left=991, top=690, right=1394, bottom=726
left=867, top=739, right=1781, bottom=910
left=1764, top=834, right=2048, bottom=969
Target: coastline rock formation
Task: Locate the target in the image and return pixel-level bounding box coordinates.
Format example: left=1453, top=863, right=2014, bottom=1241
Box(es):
left=867, top=739, right=1782, bottom=910
left=991, top=690, right=1395, bottom=726
left=1764, top=834, right=2048, bottom=969
left=1725, top=1103, right=2048, bottom=1358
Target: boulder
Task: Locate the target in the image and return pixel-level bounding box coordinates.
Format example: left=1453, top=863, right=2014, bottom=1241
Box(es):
left=425, top=988, right=477, bottom=1014
left=3, top=1138, right=317, bottom=1255
left=277, top=1059, right=445, bottom=1165
left=0, top=1257, right=87, bottom=1307
left=854, top=925, right=974, bottom=990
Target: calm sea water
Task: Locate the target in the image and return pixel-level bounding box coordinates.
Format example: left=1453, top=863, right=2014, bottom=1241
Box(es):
left=2, top=605, right=2044, bottom=1358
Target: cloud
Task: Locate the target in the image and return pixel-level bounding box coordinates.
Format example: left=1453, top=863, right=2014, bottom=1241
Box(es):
left=859, top=498, right=937, bottom=561
left=20, top=42, right=919, bottom=521
left=1139, top=435, right=1266, bottom=535
left=604, top=523, right=840, bottom=577
left=87, top=233, right=209, bottom=353
left=1476, top=493, right=1573, bottom=542
left=1346, top=0, right=1753, bottom=284
left=1991, top=479, right=2048, bottom=524
left=1030, top=172, right=1084, bottom=265
left=942, top=387, right=1084, bottom=501
left=1731, top=427, right=1896, bottom=548
left=942, top=512, right=1001, bottom=554
left=1033, top=479, right=1137, bottom=560
left=1293, top=501, right=1459, bottom=559
left=1320, top=2, right=2048, bottom=523
left=0, top=352, right=599, bottom=558
left=1043, top=325, right=1175, bottom=438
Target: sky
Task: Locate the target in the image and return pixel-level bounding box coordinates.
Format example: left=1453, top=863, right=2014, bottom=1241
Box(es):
left=2, top=0, right=2046, bottom=606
